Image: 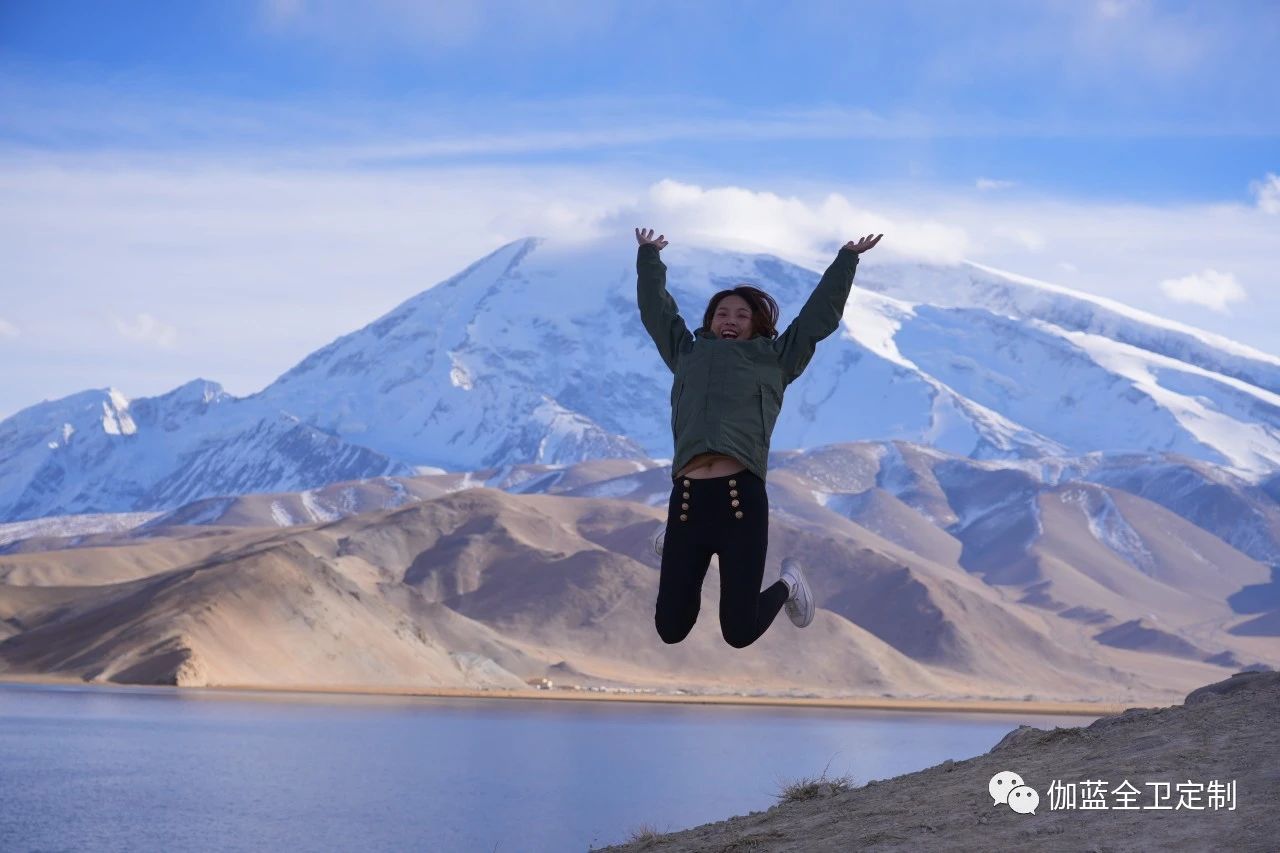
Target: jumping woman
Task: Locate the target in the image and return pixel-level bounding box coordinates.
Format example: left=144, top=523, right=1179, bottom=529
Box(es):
left=635, top=226, right=883, bottom=648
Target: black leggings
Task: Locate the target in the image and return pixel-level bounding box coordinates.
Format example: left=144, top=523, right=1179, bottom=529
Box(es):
left=654, top=469, right=789, bottom=648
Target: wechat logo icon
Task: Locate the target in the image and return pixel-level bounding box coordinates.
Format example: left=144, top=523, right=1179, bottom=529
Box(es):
left=989, top=770, right=1039, bottom=815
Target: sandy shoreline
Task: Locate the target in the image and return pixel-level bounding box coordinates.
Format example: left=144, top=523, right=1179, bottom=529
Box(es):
left=0, top=672, right=1128, bottom=717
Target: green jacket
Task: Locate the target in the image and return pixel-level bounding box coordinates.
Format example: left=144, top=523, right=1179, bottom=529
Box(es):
left=636, top=243, right=861, bottom=484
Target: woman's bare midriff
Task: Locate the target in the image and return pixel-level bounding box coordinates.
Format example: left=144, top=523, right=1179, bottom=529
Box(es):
left=676, top=452, right=748, bottom=479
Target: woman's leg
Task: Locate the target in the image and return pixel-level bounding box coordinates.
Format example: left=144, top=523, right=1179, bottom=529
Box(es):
left=654, top=478, right=716, bottom=644
left=714, top=470, right=789, bottom=648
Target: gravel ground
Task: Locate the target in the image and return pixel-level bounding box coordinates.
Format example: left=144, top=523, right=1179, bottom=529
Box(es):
left=599, top=670, right=1279, bottom=852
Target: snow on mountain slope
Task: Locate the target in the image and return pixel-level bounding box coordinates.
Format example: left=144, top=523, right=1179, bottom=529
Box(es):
left=877, top=264, right=1279, bottom=465
left=0, top=379, right=412, bottom=521
left=844, top=288, right=1280, bottom=473
left=2, top=236, right=1278, bottom=523
left=255, top=234, right=1278, bottom=487
left=862, top=260, right=1280, bottom=393
left=0, top=511, right=164, bottom=551
left=1057, top=330, right=1280, bottom=472
left=251, top=238, right=649, bottom=470
left=0, top=380, right=232, bottom=520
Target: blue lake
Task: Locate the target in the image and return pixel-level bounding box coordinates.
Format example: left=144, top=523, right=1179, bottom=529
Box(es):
left=0, top=681, right=1096, bottom=852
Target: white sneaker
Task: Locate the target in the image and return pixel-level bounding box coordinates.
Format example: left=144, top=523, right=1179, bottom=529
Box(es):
left=654, top=528, right=665, bottom=558
left=780, top=557, right=814, bottom=627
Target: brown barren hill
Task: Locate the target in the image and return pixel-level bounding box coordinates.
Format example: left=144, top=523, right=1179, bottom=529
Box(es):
left=599, top=670, right=1279, bottom=852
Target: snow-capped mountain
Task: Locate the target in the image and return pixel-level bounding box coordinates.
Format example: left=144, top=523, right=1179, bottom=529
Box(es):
left=2, top=236, right=1278, bottom=522
left=854, top=262, right=1280, bottom=472
left=0, top=379, right=412, bottom=521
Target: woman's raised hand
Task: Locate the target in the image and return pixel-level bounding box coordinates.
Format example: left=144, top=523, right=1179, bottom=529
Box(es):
left=843, top=233, right=883, bottom=254
left=635, top=227, right=669, bottom=250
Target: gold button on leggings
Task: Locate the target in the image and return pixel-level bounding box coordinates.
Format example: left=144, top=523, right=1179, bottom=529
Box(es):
left=654, top=469, right=788, bottom=648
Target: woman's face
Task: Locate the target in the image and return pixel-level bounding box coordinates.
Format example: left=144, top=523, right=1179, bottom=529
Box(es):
left=711, top=294, right=754, bottom=341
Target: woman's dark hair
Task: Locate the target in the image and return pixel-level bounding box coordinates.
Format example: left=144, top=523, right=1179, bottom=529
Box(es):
left=701, top=285, right=780, bottom=340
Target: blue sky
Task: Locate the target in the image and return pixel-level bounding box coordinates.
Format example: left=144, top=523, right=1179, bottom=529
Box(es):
left=1, top=0, right=1277, bottom=419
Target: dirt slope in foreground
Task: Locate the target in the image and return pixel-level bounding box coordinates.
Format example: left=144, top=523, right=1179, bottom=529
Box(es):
left=601, top=670, right=1279, bottom=852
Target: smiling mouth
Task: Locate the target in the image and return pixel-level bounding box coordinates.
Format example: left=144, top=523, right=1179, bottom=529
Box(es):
left=721, top=330, right=739, bottom=339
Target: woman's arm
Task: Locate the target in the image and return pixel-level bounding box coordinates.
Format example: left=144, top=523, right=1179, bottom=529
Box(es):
left=635, top=227, right=692, bottom=374
left=773, top=233, right=883, bottom=386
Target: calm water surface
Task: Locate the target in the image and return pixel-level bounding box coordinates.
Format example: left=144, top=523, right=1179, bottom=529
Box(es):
left=0, top=682, right=1095, bottom=852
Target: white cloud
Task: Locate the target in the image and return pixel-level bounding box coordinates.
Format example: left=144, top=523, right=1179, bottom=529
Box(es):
left=1159, top=269, right=1247, bottom=314
left=1252, top=172, right=1280, bottom=214
left=0, top=317, right=18, bottom=338
left=111, top=312, right=178, bottom=348
left=2, top=155, right=1278, bottom=422
left=615, top=179, right=968, bottom=266
left=976, top=178, right=1016, bottom=191
left=991, top=225, right=1046, bottom=252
